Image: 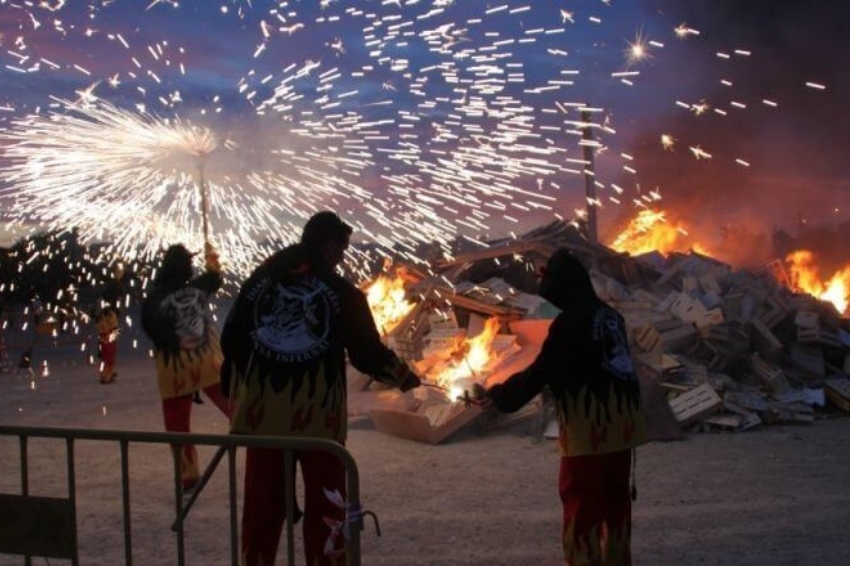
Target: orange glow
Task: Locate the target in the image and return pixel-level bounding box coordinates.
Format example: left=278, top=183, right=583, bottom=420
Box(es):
left=785, top=250, right=850, bottom=315
left=609, top=208, right=711, bottom=257
left=436, top=316, right=501, bottom=401
left=365, top=270, right=415, bottom=335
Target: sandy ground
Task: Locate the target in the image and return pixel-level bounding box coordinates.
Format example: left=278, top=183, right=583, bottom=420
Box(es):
left=1, top=339, right=850, bottom=566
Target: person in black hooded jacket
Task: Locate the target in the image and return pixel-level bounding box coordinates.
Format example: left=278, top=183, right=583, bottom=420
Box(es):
left=221, top=211, right=421, bottom=566
left=484, top=248, right=646, bottom=566
left=141, top=243, right=231, bottom=493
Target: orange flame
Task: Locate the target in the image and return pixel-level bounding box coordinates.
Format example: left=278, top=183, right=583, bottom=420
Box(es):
left=610, top=208, right=711, bottom=257
left=365, top=271, right=415, bottom=335
left=437, top=316, right=501, bottom=401
left=785, top=250, right=850, bottom=315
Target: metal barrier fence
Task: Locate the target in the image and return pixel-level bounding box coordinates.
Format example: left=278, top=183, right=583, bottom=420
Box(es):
left=0, top=425, right=366, bottom=565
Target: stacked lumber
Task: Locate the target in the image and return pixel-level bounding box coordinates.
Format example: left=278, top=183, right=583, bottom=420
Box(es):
left=603, top=248, right=850, bottom=432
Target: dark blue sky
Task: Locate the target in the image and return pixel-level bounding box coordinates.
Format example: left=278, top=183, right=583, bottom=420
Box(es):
left=1, top=0, right=848, bottom=259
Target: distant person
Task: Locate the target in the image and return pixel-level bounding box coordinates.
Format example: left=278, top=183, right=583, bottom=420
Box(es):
left=483, top=248, right=647, bottom=565
left=95, top=263, right=125, bottom=384
left=141, top=242, right=231, bottom=494
left=221, top=211, right=421, bottom=566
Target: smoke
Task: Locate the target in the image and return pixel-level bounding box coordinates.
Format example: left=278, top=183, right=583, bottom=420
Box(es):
left=608, top=1, right=850, bottom=265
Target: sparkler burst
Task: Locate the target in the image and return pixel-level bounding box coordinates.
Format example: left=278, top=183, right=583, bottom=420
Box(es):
left=0, top=98, right=287, bottom=277
left=0, top=1, right=844, bottom=283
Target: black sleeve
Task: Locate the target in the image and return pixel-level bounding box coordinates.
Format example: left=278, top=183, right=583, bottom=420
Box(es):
left=219, top=299, right=240, bottom=398
left=190, top=270, right=222, bottom=295
left=487, top=318, right=562, bottom=413
left=342, top=284, right=419, bottom=391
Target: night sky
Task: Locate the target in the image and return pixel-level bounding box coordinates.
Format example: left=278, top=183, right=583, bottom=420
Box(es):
left=0, top=0, right=847, bottom=264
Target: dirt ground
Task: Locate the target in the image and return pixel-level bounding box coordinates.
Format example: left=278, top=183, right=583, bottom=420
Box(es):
left=1, top=344, right=850, bottom=565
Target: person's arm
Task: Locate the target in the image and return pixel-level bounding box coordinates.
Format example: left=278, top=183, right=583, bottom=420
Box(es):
left=190, top=271, right=222, bottom=295
left=486, top=318, right=562, bottom=413
left=219, top=299, right=239, bottom=398
left=342, top=285, right=419, bottom=391
left=190, top=243, right=224, bottom=295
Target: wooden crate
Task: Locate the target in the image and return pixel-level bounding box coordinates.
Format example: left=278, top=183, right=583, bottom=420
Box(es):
left=823, top=378, right=850, bottom=412
left=668, top=383, right=723, bottom=425
left=369, top=404, right=483, bottom=444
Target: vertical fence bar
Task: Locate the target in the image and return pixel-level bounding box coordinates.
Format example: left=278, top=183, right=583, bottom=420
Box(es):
left=19, top=434, right=31, bottom=566
left=120, top=440, right=133, bottom=565
left=284, top=450, right=296, bottom=565
left=228, top=446, right=238, bottom=566
left=0, top=428, right=362, bottom=566
left=172, top=446, right=185, bottom=566
left=346, top=453, right=362, bottom=566
left=66, top=438, right=79, bottom=566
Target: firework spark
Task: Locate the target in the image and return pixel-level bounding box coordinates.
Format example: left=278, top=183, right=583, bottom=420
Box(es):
left=0, top=0, right=840, bottom=281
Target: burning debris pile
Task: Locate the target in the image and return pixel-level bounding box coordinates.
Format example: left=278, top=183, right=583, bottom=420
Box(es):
left=352, top=221, right=850, bottom=444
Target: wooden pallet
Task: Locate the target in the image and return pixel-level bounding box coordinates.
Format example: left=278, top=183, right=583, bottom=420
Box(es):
left=668, top=383, right=723, bottom=425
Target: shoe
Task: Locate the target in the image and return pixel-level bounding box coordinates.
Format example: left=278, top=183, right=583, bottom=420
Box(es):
left=100, top=372, right=117, bottom=384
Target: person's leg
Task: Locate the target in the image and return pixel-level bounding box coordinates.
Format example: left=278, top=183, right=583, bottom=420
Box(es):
left=598, top=450, right=632, bottom=566
left=161, top=393, right=199, bottom=489
left=201, top=382, right=232, bottom=418
left=559, top=451, right=633, bottom=566
left=300, top=450, right=347, bottom=565
left=559, top=454, right=603, bottom=566
left=241, top=448, right=286, bottom=566
left=98, top=333, right=117, bottom=382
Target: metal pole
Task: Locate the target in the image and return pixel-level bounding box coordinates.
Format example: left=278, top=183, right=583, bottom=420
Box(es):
left=198, top=155, right=210, bottom=245
left=580, top=109, right=598, bottom=243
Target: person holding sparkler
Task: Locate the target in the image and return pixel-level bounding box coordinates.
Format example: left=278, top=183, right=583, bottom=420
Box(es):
left=482, top=249, right=647, bottom=566
left=221, top=211, right=421, bottom=566
left=141, top=242, right=231, bottom=494
left=94, top=263, right=125, bottom=384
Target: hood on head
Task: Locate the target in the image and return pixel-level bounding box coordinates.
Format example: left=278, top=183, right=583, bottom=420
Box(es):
left=157, top=244, right=195, bottom=285
left=537, top=248, right=595, bottom=310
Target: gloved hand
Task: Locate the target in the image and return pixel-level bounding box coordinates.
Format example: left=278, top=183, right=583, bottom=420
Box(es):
left=374, top=357, right=422, bottom=392
left=204, top=242, right=221, bottom=273
left=399, top=369, right=421, bottom=393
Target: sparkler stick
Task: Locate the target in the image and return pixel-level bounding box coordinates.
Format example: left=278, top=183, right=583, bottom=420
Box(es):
left=197, top=154, right=211, bottom=245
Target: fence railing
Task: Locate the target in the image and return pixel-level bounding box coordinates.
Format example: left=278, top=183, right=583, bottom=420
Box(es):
left=0, top=425, right=365, bottom=565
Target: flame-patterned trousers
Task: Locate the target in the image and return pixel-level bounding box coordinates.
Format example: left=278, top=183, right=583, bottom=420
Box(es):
left=161, top=385, right=231, bottom=489
left=559, top=450, right=632, bottom=565
left=241, top=447, right=347, bottom=566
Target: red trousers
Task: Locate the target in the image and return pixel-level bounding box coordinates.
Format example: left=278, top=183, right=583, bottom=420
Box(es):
left=559, top=450, right=632, bottom=566
left=241, top=447, right=347, bottom=566
left=161, top=385, right=232, bottom=489
left=97, top=333, right=118, bottom=380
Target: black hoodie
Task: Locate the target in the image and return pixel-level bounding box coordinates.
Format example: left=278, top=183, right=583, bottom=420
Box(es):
left=220, top=242, right=418, bottom=442
left=487, top=249, right=646, bottom=456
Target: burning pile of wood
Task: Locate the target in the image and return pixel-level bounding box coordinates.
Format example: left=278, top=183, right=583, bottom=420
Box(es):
left=351, top=221, right=850, bottom=444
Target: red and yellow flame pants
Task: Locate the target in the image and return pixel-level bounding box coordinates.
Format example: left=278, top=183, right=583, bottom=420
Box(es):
left=241, top=448, right=347, bottom=566
left=161, top=386, right=231, bottom=489
left=559, top=450, right=632, bottom=566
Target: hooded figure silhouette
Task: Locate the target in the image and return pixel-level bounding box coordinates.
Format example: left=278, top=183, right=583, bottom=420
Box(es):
left=484, top=247, right=646, bottom=565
